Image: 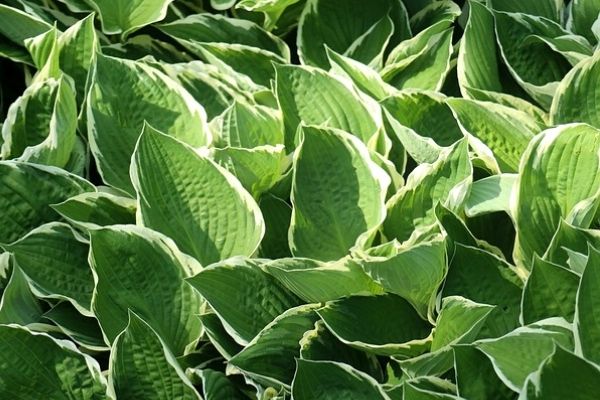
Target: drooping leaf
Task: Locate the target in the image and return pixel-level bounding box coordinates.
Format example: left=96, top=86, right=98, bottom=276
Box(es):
left=465, top=174, right=516, bottom=218
left=52, top=191, right=136, bottom=229
left=0, top=266, right=43, bottom=325
left=131, top=124, right=264, bottom=266
left=195, top=369, right=247, bottom=400
left=43, top=302, right=106, bottom=351
left=86, top=0, right=174, bottom=36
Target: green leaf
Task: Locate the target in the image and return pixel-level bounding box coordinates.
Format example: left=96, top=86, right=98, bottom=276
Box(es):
left=551, top=52, right=600, bottom=129
left=258, top=194, right=293, bottom=259
left=383, top=140, right=472, bottom=243
left=317, top=294, right=432, bottom=357
left=274, top=64, right=380, bottom=148
left=195, top=369, right=247, bottom=400
left=0, top=4, right=51, bottom=49
left=110, top=311, right=200, bottom=399
left=0, top=324, right=108, bottom=399
left=409, top=0, right=461, bottom=33
left=476, top=322, right=574, bottom=392
left=236, top=0, right=303, bottom=30
left=132, top=125, right=264, bottom=265
left=6, top=222, right=94, bottom=313
left=86, top=0, right=174, bottom=37
left=570, top=0, right=600, bottom=42
left=522, top=257, right=579, bottom=324
left=465, top=174, right=517, bottom=218
left=513, top=124, right=600, bottom=270
left=264, top=257, right=382, bottom=303
left=442, top=244, right=522, bottom=338
left=52, top=191, right=136, bottom=229
left=359, top=238, right=447, bottom=320
left=89, top=225, right=202, bottom=354
left=0, top=266, right=43, bottom=325
left=290, top=126, right=390, bottom=260
left=543, top=219, right=600, bottom=269
left=520, top=346, right=600, bottom=400
left=0, top=161, right=93, bottom=245
left=198, top=313, right=243, bottom=360
left=87, top=53, right=209, bottom=193
left=446, top=99, right=541, bottom=172
left=298, top=0, right=406, bottom=69
left=229, top=305, right=320, bottom=387
left=292, top=359, right=390, bottom=400
left=488, top=0, right=562, bottom=22
left=43, top=302, right=106, bottom=351
left=1, top=75, right=77, bottom=168
left=187, top=257, right=302, bottom=345
left=574, top=246, right=600, bottom=364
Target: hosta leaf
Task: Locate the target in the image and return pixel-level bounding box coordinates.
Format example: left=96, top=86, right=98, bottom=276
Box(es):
left=359, top=238, right=447, bottom=320
left=487, top=0, right=562, bottom=22
left=44, top=302, right=106, bottom=351
left=0, top=161, right=93, bottom=244
left=0, top=4, right=51, bottom=50
left=196, top=369, right=247, bottom=400
left=570, top=0, right=600, bottom=42
left=551, top=52, right=600, bottom=129
left=409, top=0, right=461, bottom=33
left=274, top=64, right=380, bottom=147
left=52, top=191, right=136, bottom=229
left=442, top=244, right=522, bottom=338
left=465, top=174, right=516, bottom=218
left=187, top=257, right=302, bottom=345
left=300, top=320, right=384, bottom=381
left=521, top=257, right=579, bottom=324
left=520, top=346, right=600, bottom=400
left=0, top=324, right=108, bottom=399
left=0, top=266, right=43, bottom=325
left=446, top=99, right=541, bottom=172
left=494, top=11, right=573, bottom=109
left=89, top=225, right=202, bottom=354
left=317, top=294, right=432, bottom=357
left=132, top=125, right=264, bottom=266
left=543, top=219, right=600, bottom=269
left=475, top=324, right=574, bottom=392
left=198, top=313, right=244, bottom=360
left=214, top=100, right=284, bottom=148
left=86, top=0, right=174, bottom=36
left=236, top=0, right=303, bottom=30
left=6, top=222, right=93, bottom=313
left=264, top=257, right=382, bottom=303
left=211, top=144, right=287, bottom=198
left=110, top=311, right=200, bottom=399
left=229, top=305, right=320, bottom=387
left=513, top=124, right=600, bottom=270
left=290, top=126, right=389, bottom=261
left=402, top=377, right=460, bottom=400
left=258, top=194, right=293, bottom=259
left=298, top=0, right=408, bottom=69
left=159, top=13, right=289, bottom=58
left=574, top=246, right=600, bottom=364
left=1, top=75, right=77, bottom=168
left=383, top=140, right=472, bottom=243
left=292, top=359, right=390, bottom=400
left=87, top=53, right=209, bottom=193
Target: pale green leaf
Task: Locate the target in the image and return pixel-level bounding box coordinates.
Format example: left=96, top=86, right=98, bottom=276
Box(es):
left=52, top=191, right=136, bottom=230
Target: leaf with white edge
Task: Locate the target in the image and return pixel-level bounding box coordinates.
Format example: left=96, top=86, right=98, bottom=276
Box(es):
left=1, top=75, right=77, bottom=168
left=275, top=64, right=381, bottom=147
left=110, top=311, right=200, bottom=399
left=86, top=0, right=174, bottom=37
left=229, top=305, right=320, bottom=387
left=317, top=294, right=432, bottom=357
left=513, top=124, right=600, bottom=270
left=214, top=100, right=284, bottom=148
left=0, top=4, right=51, bottom=50
left=475, top=324, right=574, bottom=392
left=574, top=246, right=600, bottom=365
left=43, top=302, right=106, bottom=351
left=195, top=369, right=247, bottom=400
left=447, top=98, right=541, bottom=172
left=131, top=124, right=264, bottom=266
left=523, top=256, right=579, bottom=326
left=0, top=266, right=43, bottom=325
left=298, top=0, right=408, bottom=69
left=198, top=313, right=243, bottom=360
left=570, top=0, right=600, bottom=42
left=465, top=174, right=517, bottom=218
left=264, top=257, right=383, bottom=303
left=359, top=238, right=447, bottom=321
left=544, top=219, right=600, bottom=270
left=383, top=139, right=472, bottom=243
left=89, top=225, right=202, bottom=354
left=290, top=126, right=390, bottom=261
left=442, top=244, right=523, bottom=338
left=236, top=0, right=303, bottom=30
left=6, top=222, right=93, bottom=313
left=551, top=52, right=600, bottom=129
left=211, top=144, right=288, bottom=198
left=87, top=53, right=209, bottom=193
left=0, top=161, right=94, bottom=245
left=52, top=191, right=136, bottom=229
left=488, top=0, right=562, bottom=22
left=292, top=359, right=390, bottom=400
left=520, top=345, right=600, bottom=400
left=187, top=257, right=302, bottom=345
left=402, top=376, right=461, bottom=400
left=409, top=0, right=461, bottom=33
left=0, top=324, right=108, bottom=399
